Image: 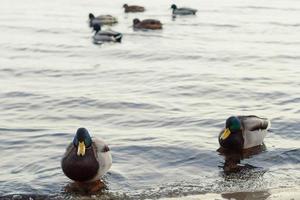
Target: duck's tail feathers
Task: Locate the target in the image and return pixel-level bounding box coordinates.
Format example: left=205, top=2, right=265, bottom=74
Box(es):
left=115, top=33, right=122, bottom=43
left=266, top=119, right=271, bottom=130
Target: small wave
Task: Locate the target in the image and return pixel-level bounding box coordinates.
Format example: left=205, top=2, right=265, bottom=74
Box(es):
left=0, top=25, right=63, bottom=34
left=269, top=55, right=300, bottom=60
left=238, top=6, right=300, bottom=11
left=174, top=22, right=239, bottom=28
left=268, top=22, right=300, bottom=27
left=0, top=128, right=45, bottom=132
left=12, top=47, right=70, bottom=54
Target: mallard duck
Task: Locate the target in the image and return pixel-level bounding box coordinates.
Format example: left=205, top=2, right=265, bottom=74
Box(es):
left=123, top=4, right=145, bottom=13
left=89, top=13, right=118, bottom=27
left=92, top=24, right=122, bottom=44
left=133, top=18, right=162, bottom=30
left=61, top=128, right=112, bottom=183
left=171, top=4, right=197, bottom=15
left=218, top=116, right=271, bottom=151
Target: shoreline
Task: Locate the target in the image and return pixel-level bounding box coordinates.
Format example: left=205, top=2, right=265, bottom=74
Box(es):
left=161, top=187, right=300, bottom=200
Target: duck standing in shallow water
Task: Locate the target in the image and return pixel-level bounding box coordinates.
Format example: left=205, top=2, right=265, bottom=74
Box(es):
left=171, top=4, right=197, bottom=15
left=123, top=4, right=145, bottom=13
left=92, top=24, right=122, bottom=44
left=133, top=18, right=162, bottom=30
left=61, top=128, right=112, bottom=193
left=218, top=115, right=271, bottom=151
left=89, top=13, right=118, bottom=27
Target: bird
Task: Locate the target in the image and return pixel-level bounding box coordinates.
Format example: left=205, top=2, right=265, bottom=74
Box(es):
left=133, top=18, right=162, bottom=30
left=92, top=24, right=122, bottom=44
left=123, top=4, right=145, bottom=13
left=218, top=115, right=271, bottom=151
left=61, top=128, right=112, bottom=184
left=170, top=4, right=197, bottom=15
left=88, top=13, right=118, bottom=27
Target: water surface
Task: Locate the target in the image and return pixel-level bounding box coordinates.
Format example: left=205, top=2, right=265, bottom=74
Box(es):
left=0, top=0, right=299, bottom=199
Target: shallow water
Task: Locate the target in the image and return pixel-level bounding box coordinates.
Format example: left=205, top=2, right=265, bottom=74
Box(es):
left=0, top=0, right=300, bottom=199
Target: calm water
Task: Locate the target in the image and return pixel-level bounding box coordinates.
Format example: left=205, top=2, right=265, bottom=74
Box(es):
left=0, top=0, right=300, bottom=199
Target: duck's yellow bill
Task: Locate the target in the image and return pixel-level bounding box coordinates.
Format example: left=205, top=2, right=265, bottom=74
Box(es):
left=77, top=141, right=86, bottom=156
left=220, top=128, right=231, bottom=140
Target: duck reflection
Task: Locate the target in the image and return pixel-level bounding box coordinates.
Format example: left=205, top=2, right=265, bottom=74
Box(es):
left=221, top=190, right=271, bottom=200
left=64, top=179, right=107, bottom=194
left=218, top=144, right=266, bottom=175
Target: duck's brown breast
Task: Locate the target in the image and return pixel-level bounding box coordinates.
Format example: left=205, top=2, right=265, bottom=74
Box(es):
left=62, top=147, right=99, bottom=182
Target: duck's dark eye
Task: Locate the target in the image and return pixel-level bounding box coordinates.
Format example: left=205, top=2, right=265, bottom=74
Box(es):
left=102, top=145, right=110, bottom=152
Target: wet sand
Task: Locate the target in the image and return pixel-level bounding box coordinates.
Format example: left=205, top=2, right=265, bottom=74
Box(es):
left=162, top=187, right=300, bottom=200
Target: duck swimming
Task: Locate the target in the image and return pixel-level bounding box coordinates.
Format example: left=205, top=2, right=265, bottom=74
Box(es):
left=123, top=4, right=145, bottom=13
left=133, top=18, right=162, bottom=30
left=89, top=13, right=118, bottom=27
left=61, top=128, right=112, bottom=184
left=218, top=115, right=271, bottom=151
left=92, top=24, right=122, bottom=44
left=171, top=4, right=197, bottom=15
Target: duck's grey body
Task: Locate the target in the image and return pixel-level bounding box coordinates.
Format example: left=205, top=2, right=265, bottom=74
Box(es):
left=89, top=15, right=118, bottom=26
left=173, top=8, right=197, bottom=15
left=93, top=29, right=122, bottom=43
left=239, top=115, right=270, bottom=149
left=61, top=138, right=112, bottom=182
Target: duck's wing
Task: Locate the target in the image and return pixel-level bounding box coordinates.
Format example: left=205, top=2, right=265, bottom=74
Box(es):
left=141, top=19, right=161, bottom=25
left=175, top=8, right=197, bottom=14
left=98, top=30, right=121, bottom=36
left=97, top=15, right=118, bottom=24
left=93, top=30, right=122, bottom=42
left=131, top=5, right=144, bottom=10
left=239, top=116, right=271, bottom=149
left=240, top=115, right=271, bottom=131
left=91, top=138, right=112, bottom=180
left=138, top=19, right=162, bottom=29
left=97, top=15, right=112, bottom=19
left=180, top=7, right=197, bottom=12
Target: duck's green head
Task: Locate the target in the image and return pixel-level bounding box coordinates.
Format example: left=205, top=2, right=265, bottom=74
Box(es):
left=220, top=116, right=242, bottom=140
left=93, top=24, right=101, bottom=33
left=171, top=4, right=177, bottom=10
left=89, top=13, right=95, bottom=20
left=73, top=128, right=92, bottom=156
left=133, top=18, right=140, bottom=25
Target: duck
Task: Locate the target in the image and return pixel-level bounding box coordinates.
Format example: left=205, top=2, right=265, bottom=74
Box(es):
left=89, top=13, right=118, bottom=27
left=133, top=18, right=162, bottom=30
left=123, top=4, right=145, bottom=13
left=218, top=115, right=271, bottom=151
left=92, top=24, right=122, bottom=44
left=61, top=128, right=112, bottom=184
left=171, top=4, right=197, bottom=15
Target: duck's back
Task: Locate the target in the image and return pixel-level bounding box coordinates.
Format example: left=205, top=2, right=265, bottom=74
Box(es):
left=136, top=19, right=162, bottom=29
left=125, top=5, right=145, bottom=12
